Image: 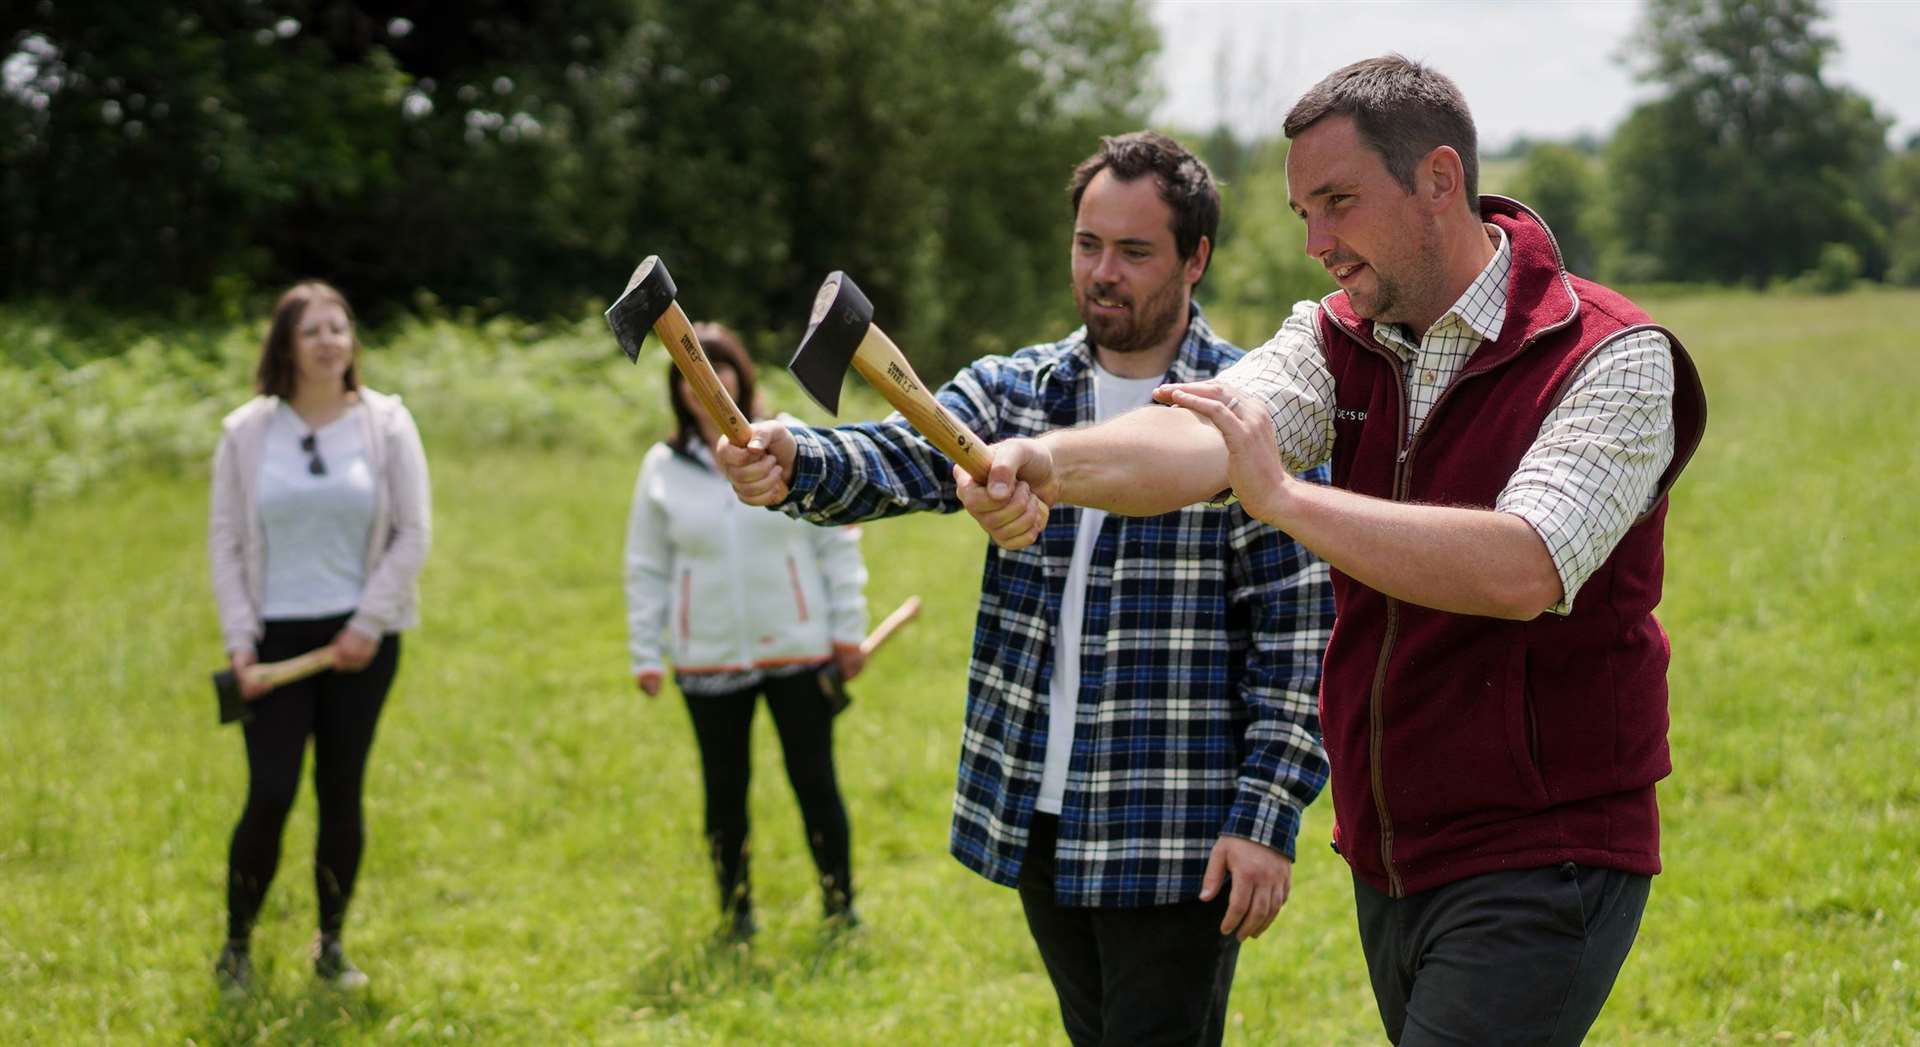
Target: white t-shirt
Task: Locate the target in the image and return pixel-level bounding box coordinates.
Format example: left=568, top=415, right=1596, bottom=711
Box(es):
left=258, top=403, right=376, bottom=620
left=1036, top=361, right=1164, bottom=814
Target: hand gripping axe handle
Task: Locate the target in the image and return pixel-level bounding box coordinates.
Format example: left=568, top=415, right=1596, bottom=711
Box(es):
left=817, top=595, right=923, bottom=715
left=787, top=272, right=992, bottom=481
left=211, top=645, right=337, bottom=725
left=605, top=256, right=754, bottom=447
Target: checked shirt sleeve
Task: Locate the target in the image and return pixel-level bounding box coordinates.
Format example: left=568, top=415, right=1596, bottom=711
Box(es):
left=1216, top=469, right=1334, bottom=860
left=1496, top=329, right=1676, bottom=616
left=781, top=360, right=1008, bottom=525
left=1215, top=300, right=1337, bottom=475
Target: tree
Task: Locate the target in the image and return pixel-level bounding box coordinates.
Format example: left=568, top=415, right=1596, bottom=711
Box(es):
left=1885, top=145, right=1920, bottom=286
left=1606, top=0, right=1889, bottom=285
left=1508, top=143, right=1602, bottom=276
left=3, top=0, right=1159, bottom=372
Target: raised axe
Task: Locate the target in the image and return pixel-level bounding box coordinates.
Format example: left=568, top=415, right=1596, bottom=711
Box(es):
left=212, top=646, right=336, bottom=725
left=819, top=595, right=922, bottom=715
left=605, top=255, right=754, bottom=447
left=788, top=273, right=991, bottom=481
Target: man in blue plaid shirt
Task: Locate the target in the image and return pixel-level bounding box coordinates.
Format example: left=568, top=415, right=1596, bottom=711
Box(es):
left=719, top=132, right=1331, bottom=1045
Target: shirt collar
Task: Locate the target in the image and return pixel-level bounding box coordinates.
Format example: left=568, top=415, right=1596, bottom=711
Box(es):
left=1375, top=224, right=1511, bottom=354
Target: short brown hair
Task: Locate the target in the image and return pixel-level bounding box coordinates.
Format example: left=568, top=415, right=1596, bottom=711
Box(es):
left=668, top=322, right=763, bottom=452
left=255, top=281, right=361, bottom=398
left=1067, top=130, right=1220, bottom=282
left=1284, top=55, right=1479, bottom=203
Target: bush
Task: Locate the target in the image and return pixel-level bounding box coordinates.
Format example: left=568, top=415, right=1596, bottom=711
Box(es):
left=0, top=306, right=862, bottom=518
left=1800, top=242, right=1864, bottom=295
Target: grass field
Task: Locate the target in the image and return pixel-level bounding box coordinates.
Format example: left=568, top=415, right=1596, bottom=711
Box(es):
left=2, top=288, right=1917, bottom=1044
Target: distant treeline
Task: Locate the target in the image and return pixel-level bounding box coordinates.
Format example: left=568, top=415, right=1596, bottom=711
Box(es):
left=1199, top=0, right=1920, bottom=331
left=5, top=0, right=1917, bottom=377
left=2, top=0, right=1156, bottom=376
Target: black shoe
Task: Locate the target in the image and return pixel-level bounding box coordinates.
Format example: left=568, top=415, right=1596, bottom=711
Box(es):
left=214, top=942, right=254, bottom=998
left=313, top=936, right=369, bottom=990
left=825, top=903, right=861, bottom=932
left=722, top=905, right=759, bottom=944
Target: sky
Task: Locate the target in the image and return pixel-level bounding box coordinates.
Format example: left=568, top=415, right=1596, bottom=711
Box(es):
left=1149, top=0, right=1920, bottom=150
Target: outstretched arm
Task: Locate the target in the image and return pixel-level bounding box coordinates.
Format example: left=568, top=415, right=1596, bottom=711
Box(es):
left=1168, top=385, right=1563, bottom=620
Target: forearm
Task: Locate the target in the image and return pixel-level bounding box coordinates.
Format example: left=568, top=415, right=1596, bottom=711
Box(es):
left=787, top=421, right=966, bottom=524
left=1266, top=484, right=1563, bottom=619
left=1045, top=405, right=1229, bottom=515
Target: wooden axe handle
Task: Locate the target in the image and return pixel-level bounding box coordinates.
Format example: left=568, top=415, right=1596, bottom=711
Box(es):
left=859, top=595, right=922, bottom=657
left=849, top=328, right=993, bottom=481
left=246, top=645, right=338, bottom=690
left=653, top=299, right=756, bottom=447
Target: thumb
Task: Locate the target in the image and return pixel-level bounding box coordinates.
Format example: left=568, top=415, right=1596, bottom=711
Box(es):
left=1200, top=839, right=1229, bottom=901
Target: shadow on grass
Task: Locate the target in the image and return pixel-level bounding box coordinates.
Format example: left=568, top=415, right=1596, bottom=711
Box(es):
left=625, top=921, right=875, bottom=1020
left=193, top=976, right=389, bottom=1045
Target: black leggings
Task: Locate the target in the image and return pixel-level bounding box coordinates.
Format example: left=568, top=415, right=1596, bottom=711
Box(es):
left=227, top=614, right=400, bottom=941
left=682, top=670, right=852, bottom=916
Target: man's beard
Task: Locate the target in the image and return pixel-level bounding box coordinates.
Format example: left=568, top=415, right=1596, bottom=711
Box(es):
left=1076, top=267, right=1188, bottom=355
left=1346, top=223, right=1443, bottom=329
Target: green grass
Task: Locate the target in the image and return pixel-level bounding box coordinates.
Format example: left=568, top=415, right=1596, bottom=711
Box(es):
left=3, top=288, right=1917, bottom=1044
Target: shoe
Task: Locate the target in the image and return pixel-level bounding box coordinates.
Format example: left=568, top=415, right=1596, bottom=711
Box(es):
left=824, top=903, right=862, bottom=933
left=722, top=905, right=759, bottom=944
left=214, top=942, right=254, bottom=998
left=313, top=936, right=369, bottom=990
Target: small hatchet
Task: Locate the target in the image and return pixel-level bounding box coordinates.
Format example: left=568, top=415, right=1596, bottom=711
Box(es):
left=605, top=256, right=754, bottom=447
left=819, top=595, right=922, bottom=715
left=788, top=273, right=992, bottom=480
left=212, top=646, right=337, bottom=725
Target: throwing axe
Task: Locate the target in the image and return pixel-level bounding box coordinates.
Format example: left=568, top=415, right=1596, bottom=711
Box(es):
left=788, top=273, right=991, bottom=480
left=605, top=256, right=754, bottom=447
left=820, top=595, right=922, bottom=715
left=212, top=646, right=336, bottom=725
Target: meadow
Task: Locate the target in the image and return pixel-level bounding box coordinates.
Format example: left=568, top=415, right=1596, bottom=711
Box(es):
left=1, top=288, right=1916, bottom=1044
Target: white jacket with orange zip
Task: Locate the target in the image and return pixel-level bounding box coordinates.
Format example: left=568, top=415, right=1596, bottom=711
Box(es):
left=624, top=436, right=868, bottom=679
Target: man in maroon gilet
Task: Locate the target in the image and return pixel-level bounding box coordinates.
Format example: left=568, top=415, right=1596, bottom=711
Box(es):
left=955, top=56, right=1706, bottom=1045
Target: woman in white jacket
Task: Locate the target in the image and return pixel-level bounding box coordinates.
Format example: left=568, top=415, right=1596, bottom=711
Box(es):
left=208, top=281, right=431, bottom=994
left=626, top=323, right=868, bottom=941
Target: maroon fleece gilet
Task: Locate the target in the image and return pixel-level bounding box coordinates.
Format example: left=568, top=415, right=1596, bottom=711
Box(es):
left=1314, top=196, right=1707, bottom=897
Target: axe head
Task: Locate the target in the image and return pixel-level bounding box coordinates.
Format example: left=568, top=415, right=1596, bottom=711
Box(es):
left=816, top=664, right=852, bottom=717
left=212, top=668, right=252, bottom=725
left=605, top=255, right=679, bottom=363
left=787, top=271, right=873, bottom=416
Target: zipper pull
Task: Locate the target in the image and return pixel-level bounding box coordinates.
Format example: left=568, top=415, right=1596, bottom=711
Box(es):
left=1397, top=447, right=1410, bottom=463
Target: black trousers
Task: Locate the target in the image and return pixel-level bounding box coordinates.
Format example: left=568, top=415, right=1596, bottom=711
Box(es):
left=1353, top=863, right=1651, bottom=1046
left=227, top=614, right=399, bottom=941
left=1017, top=814, right=1241, bottom=1047
left=681, top=670, right=852, bottom=916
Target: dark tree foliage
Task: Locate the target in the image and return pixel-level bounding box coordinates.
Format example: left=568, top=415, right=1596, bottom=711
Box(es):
left=2, top=1, right=1156, bottom=371
left=1608, top=0, right=1889, bottom=285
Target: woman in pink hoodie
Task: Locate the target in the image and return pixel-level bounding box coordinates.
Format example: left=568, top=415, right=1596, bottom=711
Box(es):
left=207, top=281, right=431, bottom=995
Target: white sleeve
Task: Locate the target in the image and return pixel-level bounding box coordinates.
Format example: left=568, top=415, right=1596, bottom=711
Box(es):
left=813, top=522, right=870, bottom=648
left=623, top=451, right=674, bottom=674
left=350, top=404, right=433, bottom=639
left=1496, top=329, right=1676, bottom=615
left=1214, top=300, right=1338, bottom=474
left=208, top=430, right=259, bottom=655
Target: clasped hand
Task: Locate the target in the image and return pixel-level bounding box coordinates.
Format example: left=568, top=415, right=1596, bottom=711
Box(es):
left=954, top=380, right=1294, bottom=545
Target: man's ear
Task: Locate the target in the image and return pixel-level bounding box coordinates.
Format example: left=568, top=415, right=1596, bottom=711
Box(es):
left=1422, top=145, right=1468, bottom=214
left=1185, top=235, right=1213, bottom=286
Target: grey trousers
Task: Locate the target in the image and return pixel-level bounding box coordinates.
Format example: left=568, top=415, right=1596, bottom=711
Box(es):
left=1353, top=862, right=1650, bottom=1046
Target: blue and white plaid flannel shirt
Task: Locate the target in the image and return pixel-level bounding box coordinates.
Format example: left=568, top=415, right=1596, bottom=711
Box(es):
left=781, top=306, right=1332, bottom=906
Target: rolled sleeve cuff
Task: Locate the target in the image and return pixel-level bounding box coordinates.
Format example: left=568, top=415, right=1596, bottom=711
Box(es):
left=1220, top=787, right=1303, bottom=861
left=783, top=427, right=831, bottom=507
left=1498, top=502, right=1581, bottom=616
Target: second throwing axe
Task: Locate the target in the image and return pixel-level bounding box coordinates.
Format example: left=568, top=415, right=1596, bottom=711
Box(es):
left=787, top=272, right=991, bottom=481
left=605, top=256, right=754, bottom=447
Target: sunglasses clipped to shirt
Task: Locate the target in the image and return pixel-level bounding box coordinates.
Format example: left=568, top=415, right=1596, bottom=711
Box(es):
left=301, top=432, right=327, bottom=476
